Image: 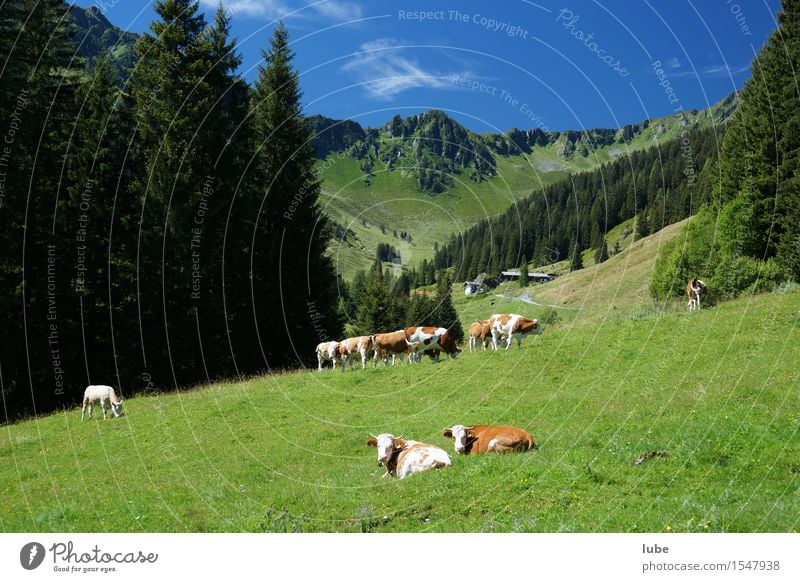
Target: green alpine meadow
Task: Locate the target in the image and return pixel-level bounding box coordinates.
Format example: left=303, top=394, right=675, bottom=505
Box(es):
left=1, top=0, right=798, bottom=540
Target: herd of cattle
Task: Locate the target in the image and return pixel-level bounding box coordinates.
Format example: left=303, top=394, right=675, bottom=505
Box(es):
left=80, top=279, right=708, bottom=480
left=315, top=313, right=542, bottom=371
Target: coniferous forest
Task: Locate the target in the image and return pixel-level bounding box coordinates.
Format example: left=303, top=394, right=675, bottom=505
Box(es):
left=0, top=0, right=340, bottom=420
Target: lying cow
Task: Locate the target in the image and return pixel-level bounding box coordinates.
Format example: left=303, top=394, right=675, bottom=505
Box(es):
left=316, top=341, right=340, bottom=371
left=338, top=335, right=375, bottom=370
left=366, top=433, right=451, bottom=479
left=687, top=278, right=707, bottom=311
left=468, top=320, right=492, bottom=352
left=81, top=385, right=124, bottom=420
left=442, top=424, right=536, bottom=454
left=404, top=326, right=461, bottom=362
left=373, top=331, right=419, bottom=365
left=489, top=313, right=540, bottom=350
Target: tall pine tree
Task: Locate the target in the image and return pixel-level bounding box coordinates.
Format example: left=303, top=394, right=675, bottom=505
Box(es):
left=250, top=21, right=341, bottom=365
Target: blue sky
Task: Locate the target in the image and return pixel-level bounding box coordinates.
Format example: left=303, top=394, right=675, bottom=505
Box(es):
left=98, top=0, right=781, bottom=133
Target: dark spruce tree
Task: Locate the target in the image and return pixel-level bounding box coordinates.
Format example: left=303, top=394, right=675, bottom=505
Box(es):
left=433, top=274, right=464, bottom=344
left=518, top=256, right=529, bottom=288
left=251, top=21, right=341, bottom=366
left=570, top=242, right=584, bottom=272
left=595, top=239, right=609, bottom=264
left=127, top=0, right=232, bottom=388
left=0, top=0, right=84, bottom=418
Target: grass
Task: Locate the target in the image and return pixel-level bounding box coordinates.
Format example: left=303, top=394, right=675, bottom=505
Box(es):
left=2, top=282, right=798, bottom=532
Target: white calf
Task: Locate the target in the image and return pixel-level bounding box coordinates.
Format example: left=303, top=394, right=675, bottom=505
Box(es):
left=81, top=385, right=123, bottom=420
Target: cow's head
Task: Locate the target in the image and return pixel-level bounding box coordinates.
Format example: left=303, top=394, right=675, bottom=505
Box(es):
left=443, top=425, right=471, bottom=454
left=440, top=332, right=462, bottom=358
left=366, top=433, right=403, bottom=466
left=111, top=401, right=123, bottom=417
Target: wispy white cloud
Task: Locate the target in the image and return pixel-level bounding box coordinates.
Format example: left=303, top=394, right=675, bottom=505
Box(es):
left=201, top=0, right=290, bottom=18
left=670, top=63, right=750, bottom=79
left=342, top=38, right=470, bottom=100
left=200, top=0, right=362, bottom=21
left=666, top=57, right=681, bottom=69
left=312, top=0, right=362, bottom=20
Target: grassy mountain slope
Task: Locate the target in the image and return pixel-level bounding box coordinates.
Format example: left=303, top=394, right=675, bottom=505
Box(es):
left=321, top=96, right=735, bottom=279
left=69, top=4, right=137, bottom=78
left=2, top=222, right=797, bottom=533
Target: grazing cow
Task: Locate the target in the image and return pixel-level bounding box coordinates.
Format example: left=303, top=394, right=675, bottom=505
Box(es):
left=373, top=331, right=419, bottom=365
left=81, top=385, right=123, bottom=420
left=468, top=320, right=492, bottom=352
left=404, top=326, right=461, bottom=362
left=442, top=424, right=536, bottom=454
left=316, top=341, right=340, bottom=371
left=489, top=313, right=541, bottom=350
left=366, top=433, right=451, bottom=479
left=339, top=335, right=375, bottom=370
left=687, top=278, right=707, bottom=311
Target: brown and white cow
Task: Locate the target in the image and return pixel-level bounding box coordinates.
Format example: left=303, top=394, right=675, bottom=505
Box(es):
left=316, top=341, right=340, bottom=370
left=489, top=313, right=541, bottom=350
left=366, top=433, right=452, bottom=479
left=372, top=331, right=420, bottom=365
left=442, top=424, right=536, bottom=454
left=687, top=278, right=707, bottom=311
left=404, top=326, right=461, bottom=362
left=338, top=335, right=375, bottom=370
left=468, top=320, right=492, bottom=352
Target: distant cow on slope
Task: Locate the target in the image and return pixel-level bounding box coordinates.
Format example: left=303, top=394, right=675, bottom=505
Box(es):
left=404, top=326, right=461, bottom=362
left=488, top=314, right=541, bottom=350
left=442, top=424, right=536, bottom=454
left=468, top=320, right=492, bottom=352
left=373, top=331, right=420, bottom=365
left=81, top=385, right=123, bottom=420
left=316, top=341, right=340, bottom=370
left=687, top=278, right=707, bottom=311
left=339, top=335, right=375, bottom=370
left=366, top=433, right=451, bottom=479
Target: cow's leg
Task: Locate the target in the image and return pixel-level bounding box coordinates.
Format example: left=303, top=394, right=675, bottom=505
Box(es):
left=101, top=400, right=107, bottom=419
left=491, top=330, right=499, bottom=351
left=506, top=334, right=513, bottom=350
left=81, top=400, right=87, bottom=421
left=317, top=353, right=323, bottom=371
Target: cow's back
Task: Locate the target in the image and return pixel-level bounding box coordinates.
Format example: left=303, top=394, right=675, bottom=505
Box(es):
left=468, top=425, right=535, bottom=454
left=396, top=443, right=452, bottom=478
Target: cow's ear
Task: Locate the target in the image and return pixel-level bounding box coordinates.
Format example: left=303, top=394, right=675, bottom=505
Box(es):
left=443, top=429, right=453, bottom=438
left=366, top=438, right=377, bottom=447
